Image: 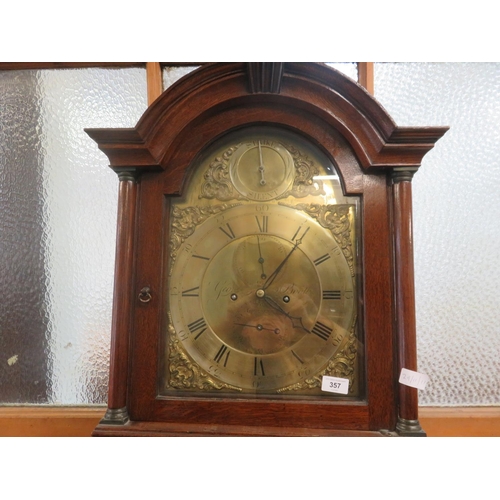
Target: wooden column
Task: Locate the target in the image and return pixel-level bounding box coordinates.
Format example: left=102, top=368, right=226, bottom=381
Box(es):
left=392, top=168, right=425, bottom=436
left=99, top=170, right=138, bottom=425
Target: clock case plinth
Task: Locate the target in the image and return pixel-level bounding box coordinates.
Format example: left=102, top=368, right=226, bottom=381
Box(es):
left=86, top=63, right=447, bottom=437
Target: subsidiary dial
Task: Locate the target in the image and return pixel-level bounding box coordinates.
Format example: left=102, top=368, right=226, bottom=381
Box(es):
left=229, top=139, right=295, bottom=200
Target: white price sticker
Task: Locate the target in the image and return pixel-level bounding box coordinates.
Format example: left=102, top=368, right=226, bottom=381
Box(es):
left=321, top=376, right=349, bottom=395
left=399, top=368, right=429, bottom=390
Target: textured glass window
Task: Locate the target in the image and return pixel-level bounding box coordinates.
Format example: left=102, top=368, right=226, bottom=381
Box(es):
left=374, top=63, right=500, bottom=405
left=325, top=62, right=358, bottom=82
left=163, top=66, right=200, bottom=90
left=163, top=64, right=359, bottom=90
left=0, top=67, right=147, bottom=404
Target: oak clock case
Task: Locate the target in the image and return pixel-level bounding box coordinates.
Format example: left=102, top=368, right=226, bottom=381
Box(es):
left=86, top=62, right=449, bottom=436
left=162, top=126, right=363, bottom=399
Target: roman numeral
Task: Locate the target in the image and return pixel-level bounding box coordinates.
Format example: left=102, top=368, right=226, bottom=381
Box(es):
left=291, top=350, right=304, bottom=364
left=192, top=254, right=210, bottom=261
left=291, top=225, right=310, bottom=242
left=311, top=321, right=332, bottom=341
left=332, top=334, right=343, bottom=346
left=182, top=286, right=199, bottom=297
left=255, top=215, right=268, bottom=233
left=254, top=357, right=265, bottom=376
left=314, top=253, right=331, bottom=266
left=187, top=317, right=207, bottom=339
left=214, top=344, right=230, bottom=366
left=323, top=290, right=341, bottom=300
left=219, top=223, right=235, bottom=240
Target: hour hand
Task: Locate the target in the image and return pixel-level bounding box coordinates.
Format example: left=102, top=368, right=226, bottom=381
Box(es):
left=262, top=295, right=309, bottom=332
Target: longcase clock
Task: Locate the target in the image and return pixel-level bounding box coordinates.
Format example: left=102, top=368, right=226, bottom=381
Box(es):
left=86, top=63, right=448, bottom=436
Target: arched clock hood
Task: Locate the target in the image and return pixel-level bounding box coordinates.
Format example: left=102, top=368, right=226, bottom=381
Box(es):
left=86, top=63, right=446, bottom=190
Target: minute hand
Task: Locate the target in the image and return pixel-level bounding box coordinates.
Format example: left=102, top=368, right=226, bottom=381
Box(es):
left=262, top=230, right=307, bottom=290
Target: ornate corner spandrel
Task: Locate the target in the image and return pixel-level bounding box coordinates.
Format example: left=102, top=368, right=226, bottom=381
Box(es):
left=199, top=146, right=242, bottom=201
left=168, top=204, right=241, bottom=275
left=278, top=144, right=325, bottom=199
left=281, top=203, right=356, bottom=276
left=166, top=319, right=242, bottom=392
left=277, top=317, right=359, bottom=394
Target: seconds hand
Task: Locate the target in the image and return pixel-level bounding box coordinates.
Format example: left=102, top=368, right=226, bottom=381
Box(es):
left=258, top=141, right=266, bottom=186
left=234, top=322, right=280, bottom=334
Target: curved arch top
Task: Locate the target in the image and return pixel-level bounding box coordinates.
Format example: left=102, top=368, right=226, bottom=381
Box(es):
left=86, top=62, right=448, bottom=179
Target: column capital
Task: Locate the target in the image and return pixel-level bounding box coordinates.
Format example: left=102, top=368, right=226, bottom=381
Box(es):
left=114, top=168, right=139, bottom=183
left=391, top=167, right=418, bottom=184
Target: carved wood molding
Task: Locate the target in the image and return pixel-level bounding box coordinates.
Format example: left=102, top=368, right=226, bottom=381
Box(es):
left=87, top=63, right=448, bottom=176
left=247, top=62, right=284, bottom=93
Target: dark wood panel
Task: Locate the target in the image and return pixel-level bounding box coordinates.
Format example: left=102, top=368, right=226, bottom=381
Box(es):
left=362, top=175, right=397, bottom=431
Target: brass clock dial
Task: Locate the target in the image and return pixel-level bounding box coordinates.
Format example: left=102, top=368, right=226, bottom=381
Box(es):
left=164, top=126, right=361, bottom=397
left=229, top=139, right=295, bottom=200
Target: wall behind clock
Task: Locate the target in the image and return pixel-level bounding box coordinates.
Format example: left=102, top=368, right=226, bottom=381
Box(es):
left=0, top=63, right=498, bottom=407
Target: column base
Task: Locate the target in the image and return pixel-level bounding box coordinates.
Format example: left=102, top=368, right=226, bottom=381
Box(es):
left=99, top=407, right=130, bottom=426
left=396, top=417, right=426, bottom=436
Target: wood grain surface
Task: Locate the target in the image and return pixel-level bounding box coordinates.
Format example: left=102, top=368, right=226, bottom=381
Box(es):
left=1, top=407, right=498, bottom=437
